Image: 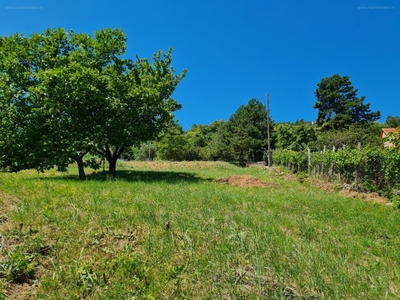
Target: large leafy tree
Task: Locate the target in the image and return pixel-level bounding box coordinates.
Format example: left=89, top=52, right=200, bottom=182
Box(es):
left=184, top=120, right=233, bottom=161
left=91, top=43, right=185, bottom=176
left=228, top=99, right=268, bottom=165
left=0, top=28, right=185, bottom=179
left=155, top=123, right=188, bottom=161
left=275, top=120, right=317, bottom=151
left=314, top=74, right=380, bottom=131
left=200, top=120, right=235, bottom=161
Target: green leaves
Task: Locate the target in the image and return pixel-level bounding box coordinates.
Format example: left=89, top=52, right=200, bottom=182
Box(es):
left=275, top=120, right=316, bottom=151
left=228, top=99, right=268, bottom=164
left=314, top=74, right=380, bottom=131
left=0, top=28, right=186, bottom=178
left=273, top=146, right=400, bottom=196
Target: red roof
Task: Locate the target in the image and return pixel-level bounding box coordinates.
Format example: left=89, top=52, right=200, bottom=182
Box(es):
left=380, top=128, right=398, bottom=139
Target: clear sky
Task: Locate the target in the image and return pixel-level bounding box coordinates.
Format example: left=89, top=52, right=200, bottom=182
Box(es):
left=1, top=0, right=399, bottom=130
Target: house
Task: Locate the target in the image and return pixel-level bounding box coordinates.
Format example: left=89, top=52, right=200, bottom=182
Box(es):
left=380, top=128, right=399, bottom=148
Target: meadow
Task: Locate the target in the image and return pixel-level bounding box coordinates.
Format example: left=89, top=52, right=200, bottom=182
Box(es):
left=0, top=161, right=399, bottom=299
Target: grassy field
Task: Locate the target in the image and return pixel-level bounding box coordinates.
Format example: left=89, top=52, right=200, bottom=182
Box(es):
left=0, top=161, right=399, bottom=299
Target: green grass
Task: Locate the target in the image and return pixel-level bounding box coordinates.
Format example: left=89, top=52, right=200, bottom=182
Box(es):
left=0, top=161, right=399, bottom=299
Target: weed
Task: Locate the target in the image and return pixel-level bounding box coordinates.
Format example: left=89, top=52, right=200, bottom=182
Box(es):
left=0, top=248, right=36, bottom=282
left=296, top=171, right=309, bottom=184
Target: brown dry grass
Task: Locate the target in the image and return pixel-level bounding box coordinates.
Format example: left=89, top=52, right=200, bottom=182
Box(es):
left=0, top=193, right=20, bottom=216
left=306, top=178, right=391, bottom=205
left=214, top=175, right=279, bottom=188
left=339, top=190, right=391, bottom=205
left=307, top=178, right=336, bottom=192
left=4, top=283, right=37, bottom=300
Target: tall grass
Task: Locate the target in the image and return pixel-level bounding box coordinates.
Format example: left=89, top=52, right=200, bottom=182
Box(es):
left=0, top=162, right=399, bottom=299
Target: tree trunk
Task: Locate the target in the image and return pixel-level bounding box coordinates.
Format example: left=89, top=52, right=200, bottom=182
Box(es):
left=106, top=145, right=125, bottom=178
left=75, top=156, right=86, bottom=180
left=107, top=157, right=117, bottom=178
left=96, top=144, right=125, bottom=178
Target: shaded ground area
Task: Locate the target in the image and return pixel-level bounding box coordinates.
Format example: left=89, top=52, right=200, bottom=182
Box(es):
left=89, top=169, right=204, bottom=183
left=35, top=169, right=205, bottom=184
left=214, top=175, right=279, bottom=188
left=125, top=161, right=231, bottom=170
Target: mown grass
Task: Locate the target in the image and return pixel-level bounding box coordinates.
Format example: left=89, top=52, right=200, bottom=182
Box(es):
left=0, top=161, right=399, bottom=299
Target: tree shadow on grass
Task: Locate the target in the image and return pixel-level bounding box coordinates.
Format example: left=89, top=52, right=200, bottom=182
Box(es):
left=35, top=169, right=209, bottom=184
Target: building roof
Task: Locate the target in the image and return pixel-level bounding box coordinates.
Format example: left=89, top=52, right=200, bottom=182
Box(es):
left=380, top=128, right=398, bottom=139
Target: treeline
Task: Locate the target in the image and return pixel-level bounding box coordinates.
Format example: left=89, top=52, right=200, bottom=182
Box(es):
left=131, top=74, right=398, bottom=166
left=129, top=98, right=268, bottom=165
left=131, top=111, right=396, bottom=165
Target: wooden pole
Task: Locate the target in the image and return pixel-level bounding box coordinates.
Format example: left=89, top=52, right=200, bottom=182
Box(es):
left=266, top=92, right=271, bottom=167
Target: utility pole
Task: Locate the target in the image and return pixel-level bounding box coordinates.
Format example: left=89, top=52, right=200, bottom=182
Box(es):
left=266, top=92, right=271, bottom=167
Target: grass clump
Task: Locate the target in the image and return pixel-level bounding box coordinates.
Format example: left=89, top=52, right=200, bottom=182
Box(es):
left=0, top=248, right=36, bottom=282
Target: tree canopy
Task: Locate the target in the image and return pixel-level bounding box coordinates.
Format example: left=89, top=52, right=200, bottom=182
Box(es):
left=275, top=120, right=317, bottom=151
left=228, top=99, right=268, bottom=165
left=155, top=123, right=188, bottom=161
left=314, top=74, right=380, bottom=131
left=385, top=115, right=400, bottom=128
left=0, top=28, right=186, bottom=178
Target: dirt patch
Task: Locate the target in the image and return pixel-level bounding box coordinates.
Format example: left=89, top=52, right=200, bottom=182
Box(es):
left=4, top=282, right=37, bottom=300
left=214, top=175, right=278, bottom=188
left=339, top=190, right=391, bottom=205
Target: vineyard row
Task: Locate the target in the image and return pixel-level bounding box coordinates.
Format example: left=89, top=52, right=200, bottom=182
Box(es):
left=272, top=147, right=400, bottom=196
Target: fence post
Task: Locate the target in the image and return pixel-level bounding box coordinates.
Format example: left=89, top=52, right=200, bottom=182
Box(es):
left=308, top=148, right=311, bottom=174
left=329, top=146, right=336, bottom=180
left=321, top=145, right=326, bottom=177
left=354, top=142, right=362, bottom=189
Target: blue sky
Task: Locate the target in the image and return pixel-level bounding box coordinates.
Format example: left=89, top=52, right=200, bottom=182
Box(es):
left=1, top=0, right=399, bottom=130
